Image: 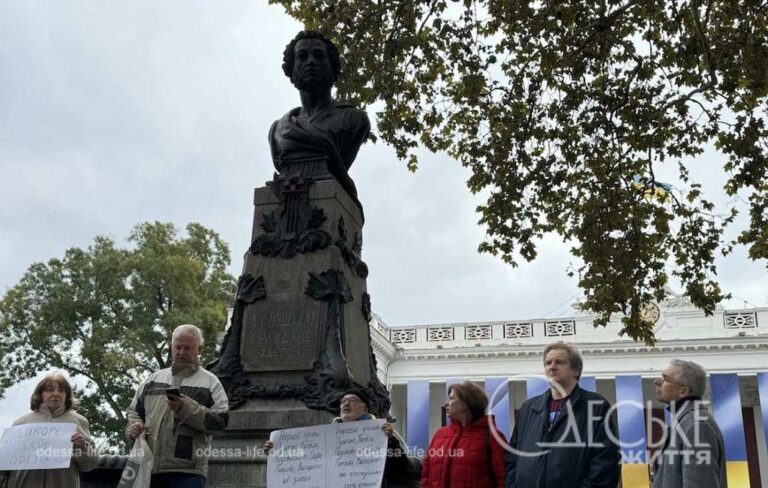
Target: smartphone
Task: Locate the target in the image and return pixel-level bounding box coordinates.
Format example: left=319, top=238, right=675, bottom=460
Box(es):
left=165, top=387, right=181, bottom=398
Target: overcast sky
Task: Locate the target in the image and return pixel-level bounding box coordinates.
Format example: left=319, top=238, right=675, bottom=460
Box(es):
left=1, top=2, right=766, bottom=429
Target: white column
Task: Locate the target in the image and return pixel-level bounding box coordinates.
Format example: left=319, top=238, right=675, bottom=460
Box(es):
left=390, top=383, right=407, bottom=446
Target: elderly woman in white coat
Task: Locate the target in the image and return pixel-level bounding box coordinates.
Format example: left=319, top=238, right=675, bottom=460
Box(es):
left=8, top=373, right=98, bottom=488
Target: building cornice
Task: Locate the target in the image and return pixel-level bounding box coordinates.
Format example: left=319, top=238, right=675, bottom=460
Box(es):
left=390, top=336, right=768, bottom=361
left=370, top=326, right=398, bottom=361
left=389, top=306, right=768, bottom=331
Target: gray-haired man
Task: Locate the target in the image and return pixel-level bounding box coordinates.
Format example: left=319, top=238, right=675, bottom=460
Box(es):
left=652, top=359, right=727, bottom=488
left=126, top=324, right=229, bottom=488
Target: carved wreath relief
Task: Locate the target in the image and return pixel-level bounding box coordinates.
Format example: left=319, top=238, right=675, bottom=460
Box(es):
left=250, top=173, right=332, bottom=258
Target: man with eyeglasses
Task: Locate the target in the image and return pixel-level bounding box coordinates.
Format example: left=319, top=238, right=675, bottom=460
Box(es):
left=263, top=389, right=411, bottom=487
left=334, top=389, right=413, bottom=487
left=652, top=359, right=727, bottom=488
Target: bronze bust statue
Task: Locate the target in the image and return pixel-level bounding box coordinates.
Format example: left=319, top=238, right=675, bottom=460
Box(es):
left=269, top=31, right=370, bottom=208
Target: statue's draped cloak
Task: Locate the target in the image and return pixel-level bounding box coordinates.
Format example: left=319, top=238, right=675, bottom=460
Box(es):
left=268, top=101, right=370, bottom=209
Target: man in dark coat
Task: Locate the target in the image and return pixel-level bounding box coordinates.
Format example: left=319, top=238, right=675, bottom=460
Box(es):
left=504, top=342, right=620, bottom=488
left=651, top=360, right=727, bottom=488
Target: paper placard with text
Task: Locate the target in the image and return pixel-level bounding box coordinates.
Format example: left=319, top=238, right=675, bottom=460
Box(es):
left=267, top=419, right=388, bottom=488
left=0, top=422, right=78, bottom=470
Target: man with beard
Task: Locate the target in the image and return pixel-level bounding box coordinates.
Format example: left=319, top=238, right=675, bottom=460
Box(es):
left=268, top=30, right=370, bottom=212
left=126, top=324, right=229, bottom=488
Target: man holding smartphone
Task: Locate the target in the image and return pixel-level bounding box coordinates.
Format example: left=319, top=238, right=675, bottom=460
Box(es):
left=126, top=324, right=229, bottom=488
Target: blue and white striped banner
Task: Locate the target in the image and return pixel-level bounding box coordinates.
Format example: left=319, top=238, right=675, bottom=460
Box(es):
left=615, top=375, right=650, bottom=487
left=710, top=373, right=750, bottom=487
left=711, top=374, right=748, bottom=461
left=485, top=377, right=511, bottom=440
left=758, top=373, right=768, bottom=458
left=526, top=377, right=549, bottom=399
left=581, top=376, right=596, bottom=393
left=615, top=375, right=648, bottom=463
left=406, top=380, right=430, bottom=453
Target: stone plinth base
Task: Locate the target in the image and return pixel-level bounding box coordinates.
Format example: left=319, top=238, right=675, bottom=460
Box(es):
left=206, top=400, right=334, bottom=487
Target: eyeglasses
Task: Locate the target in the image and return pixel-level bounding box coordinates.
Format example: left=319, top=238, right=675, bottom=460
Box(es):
left=654, top=374, right=688, bottom=388
left=340, top=398, right=363, bottom=406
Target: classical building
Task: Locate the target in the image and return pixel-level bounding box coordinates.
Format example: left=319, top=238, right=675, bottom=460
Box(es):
left=66, top=294, right=768, bottom=488
left=370, top=294, right=768, bottom=488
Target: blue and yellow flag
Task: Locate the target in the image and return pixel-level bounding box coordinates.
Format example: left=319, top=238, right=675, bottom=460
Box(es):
left=632, top=174, right=672, bottom=203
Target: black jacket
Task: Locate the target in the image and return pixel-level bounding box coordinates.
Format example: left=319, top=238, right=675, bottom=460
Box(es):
left=504, top=385, right=620, bottom=488
left=382, top=435, right=414, bottom=487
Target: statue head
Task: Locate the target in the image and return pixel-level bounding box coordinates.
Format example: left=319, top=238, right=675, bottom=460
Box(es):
left=282, top=31, right=341, bottom=91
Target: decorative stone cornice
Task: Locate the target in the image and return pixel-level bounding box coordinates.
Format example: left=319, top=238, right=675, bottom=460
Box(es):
left=389, top=337, right=768, bottom=362
left=370, top=326, right=398, bottom=361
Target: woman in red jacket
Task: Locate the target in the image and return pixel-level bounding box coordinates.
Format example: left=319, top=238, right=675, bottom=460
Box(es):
left=421, top=381, right=507, bottom=488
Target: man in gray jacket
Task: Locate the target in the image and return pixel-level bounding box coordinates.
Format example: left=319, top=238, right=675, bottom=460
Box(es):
left=652, top=359, right=727, bottom=488
left=126, top=324, right=229, bottom=488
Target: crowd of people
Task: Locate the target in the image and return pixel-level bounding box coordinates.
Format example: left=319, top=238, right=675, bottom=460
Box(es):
left=419, top=343, right=728, bottom=488
left=2, top=323, right=730, bottom=488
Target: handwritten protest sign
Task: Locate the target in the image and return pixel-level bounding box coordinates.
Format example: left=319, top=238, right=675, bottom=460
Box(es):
left=267, top=419, right=388, bottom=488
left=0, top=423, right=77, bottom=470
left=268, top=426, right=326, bottom=487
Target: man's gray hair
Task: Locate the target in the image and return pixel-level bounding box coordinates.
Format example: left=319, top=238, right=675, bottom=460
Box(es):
left=670, top=359, right=707, bottom=397
left=172, top=324, right=204, bottom=346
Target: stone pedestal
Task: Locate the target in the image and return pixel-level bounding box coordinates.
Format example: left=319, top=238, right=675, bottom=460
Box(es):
left=206, top=169, right=390, bottom=487
left=242, top=179, right=370, bottom=388
left=206, top=398, right=333, bottom=488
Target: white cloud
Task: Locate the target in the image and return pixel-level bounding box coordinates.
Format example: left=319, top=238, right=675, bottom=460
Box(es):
left=0, top=1, right=765, bottom=425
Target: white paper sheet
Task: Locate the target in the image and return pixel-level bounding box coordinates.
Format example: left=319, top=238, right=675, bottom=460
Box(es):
left=0, top=422, right=78, bottom=470
left=267, top=419, right=388, bottom=488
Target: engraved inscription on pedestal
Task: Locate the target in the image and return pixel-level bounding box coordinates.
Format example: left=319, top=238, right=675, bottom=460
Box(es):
left=241, top=301, right=325, bottom=371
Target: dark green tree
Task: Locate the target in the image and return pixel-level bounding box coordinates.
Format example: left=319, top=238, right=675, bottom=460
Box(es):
left=271, top=0, right=768, bottom=343
left=0, top=222, right=236, bottom=445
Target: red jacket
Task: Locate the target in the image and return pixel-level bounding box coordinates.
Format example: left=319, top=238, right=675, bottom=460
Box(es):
left=421, top=415, right=507, bottom=488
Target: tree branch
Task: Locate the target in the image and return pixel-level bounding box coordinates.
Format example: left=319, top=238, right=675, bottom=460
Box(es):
left=570, top=0, right=642, bottom=58
left=154, top=344, right=165, bottom=370
left=155, top=286, right=166, bottom=312
left=658, top=84, right=714, bottom=116
left=606, top=0, right=642, bottom=23
left=398, top=0, right=439, bottom=79
left=69, top=363, right=127, bottom=423
left=691, top=0, right=718, bottom=86
left=21, top=326, right=127, bottom=423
